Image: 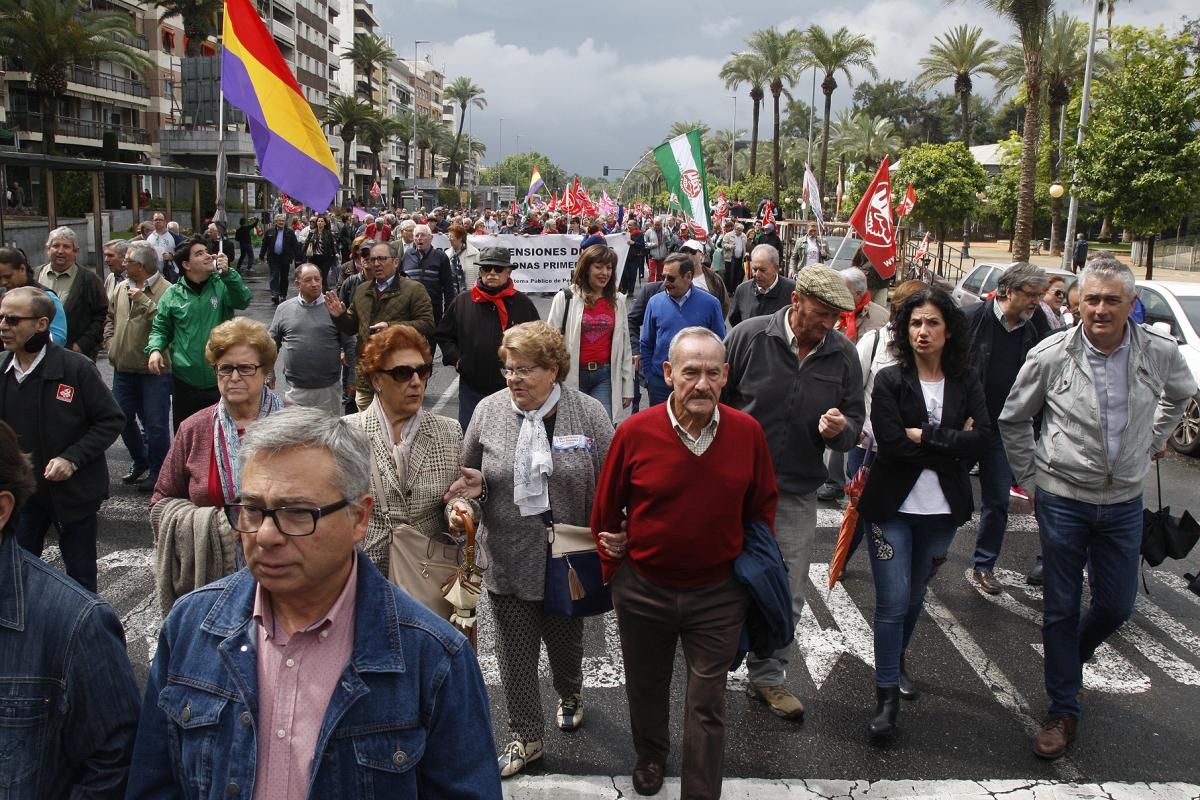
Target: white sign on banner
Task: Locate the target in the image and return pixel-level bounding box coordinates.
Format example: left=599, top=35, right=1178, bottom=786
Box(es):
left=433, top=233, right=631, bottom=293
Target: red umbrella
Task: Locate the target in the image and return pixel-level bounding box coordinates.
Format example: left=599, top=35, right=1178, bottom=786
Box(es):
left=829, top=435, right=874, bottom=589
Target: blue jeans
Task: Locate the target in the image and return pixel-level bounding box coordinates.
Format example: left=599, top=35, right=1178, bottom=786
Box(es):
left=1036, top=489, right=1142, bottom=718
left=15, top=498, right=99, bottom=592
left=112, top=370, right=173, bottom=475
left=578, top=363, right=612, bottom=419
left=644, top=370, right=670, bottom=406
left=869, top=513, right=958, bottom=687
left=974, top=430, right=1014, bottom=572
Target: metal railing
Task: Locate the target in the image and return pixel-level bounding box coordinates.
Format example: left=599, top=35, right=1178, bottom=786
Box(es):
left=7, top=111, right=149, bottom=145
left=1149, top=235, right=1200, bottom=272
left=110, top=31, right=150, bottom=51
left=900, top=238, right=972, bottom=286
left=68, top=66, right=148, bottom=98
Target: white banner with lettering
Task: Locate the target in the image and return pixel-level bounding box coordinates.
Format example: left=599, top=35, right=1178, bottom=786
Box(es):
left=432, top=233, right=631, bottom=292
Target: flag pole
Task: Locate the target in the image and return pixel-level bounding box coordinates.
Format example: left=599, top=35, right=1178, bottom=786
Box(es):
left=214, top=14, right=229, bottom=256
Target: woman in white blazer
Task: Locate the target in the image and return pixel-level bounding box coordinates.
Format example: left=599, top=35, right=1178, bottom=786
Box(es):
left=546, top=244, right=634, bottom=422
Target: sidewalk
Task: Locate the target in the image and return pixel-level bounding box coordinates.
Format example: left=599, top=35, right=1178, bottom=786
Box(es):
left=966, top=240, right=1200, bottom=284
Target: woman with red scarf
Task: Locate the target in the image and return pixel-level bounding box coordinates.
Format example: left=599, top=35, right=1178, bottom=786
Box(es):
left=436, top=247, right=540, bottom=430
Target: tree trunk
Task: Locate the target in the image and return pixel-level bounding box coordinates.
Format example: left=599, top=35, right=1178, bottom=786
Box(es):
left=960, top=89, right=971, bottom=147
left=1012, top=54, right=1043, bottom=262
left=772, top=85, right=782, bottom=209
left=447, top=113, right=467, bottom=186
left=1099, top=213, right=1112, bottom=242
left=1145, top=235, right=1155, bottom=281
left=341, top=134, right=354, bottom=207
left=819, top=89, right=834, bottom=197
left=39, top=91, right=54, bottom=155
left=749, top=98, right=761, bottom=176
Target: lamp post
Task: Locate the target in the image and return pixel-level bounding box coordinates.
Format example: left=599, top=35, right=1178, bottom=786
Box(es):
left=1061, top=0, right=1101, bottom=271
left=496, top=117, right=504, bottom=209
left=411, top=40, right=428, bottom=209
left=729, top=95, right=737, bottom=185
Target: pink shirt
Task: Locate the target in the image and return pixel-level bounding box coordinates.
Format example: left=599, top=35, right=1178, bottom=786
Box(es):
left=252, top=557, right=358, bottom=800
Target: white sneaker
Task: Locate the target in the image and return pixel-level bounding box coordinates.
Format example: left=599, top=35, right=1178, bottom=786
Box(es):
left=557, top=693, right=584, bottom=732
left=497, top=738, right=543, bottom=778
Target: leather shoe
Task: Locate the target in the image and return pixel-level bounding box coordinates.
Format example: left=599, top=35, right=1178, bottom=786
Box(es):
left=816, top=480, right=844, bottom=502
left=974, top=570, right=1003, bottom=595
left=137, top=473, right=158, bottom=493
left=121, top=464, right=149, bottom=484
left=1026, top=561, right=1044, bottom=586
left=1033, top=714, right=1077, bottom=759
left=632, top=756, right=664, bottom=796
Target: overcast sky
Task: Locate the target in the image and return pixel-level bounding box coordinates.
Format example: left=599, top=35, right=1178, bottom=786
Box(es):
left=375, top=0, right=1195, bottom=179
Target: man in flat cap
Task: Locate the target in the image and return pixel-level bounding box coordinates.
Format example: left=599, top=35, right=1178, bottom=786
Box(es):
left=722, top=264, right=865, bottom=721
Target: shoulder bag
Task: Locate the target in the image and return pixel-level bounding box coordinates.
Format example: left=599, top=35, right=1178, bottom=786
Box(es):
left=543, top=513, right=612, bottom=618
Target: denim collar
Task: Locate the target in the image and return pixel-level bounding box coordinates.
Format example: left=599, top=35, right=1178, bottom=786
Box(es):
left=0, top=533, right=26, bottom=631
left=200, top=551, right=408, bottom=673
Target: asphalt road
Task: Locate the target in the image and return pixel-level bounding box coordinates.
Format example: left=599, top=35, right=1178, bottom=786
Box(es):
left=48, top=271, right=1200, bottom=795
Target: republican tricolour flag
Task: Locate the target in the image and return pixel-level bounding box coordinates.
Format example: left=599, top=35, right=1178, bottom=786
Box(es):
left=526, top=167, right=545, bottom=201
left=654, top=129, right=712, bottom=236
left=222, top=0, right=339, bottom=211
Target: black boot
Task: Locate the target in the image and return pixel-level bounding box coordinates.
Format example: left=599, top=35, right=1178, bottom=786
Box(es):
left=899, top=655, right=920, bottom=701
left=868, top=686, right=900, bottom=740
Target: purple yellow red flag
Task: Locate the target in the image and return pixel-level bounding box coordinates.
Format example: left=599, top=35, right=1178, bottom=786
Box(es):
left=222, top=0, right=339, bottom=211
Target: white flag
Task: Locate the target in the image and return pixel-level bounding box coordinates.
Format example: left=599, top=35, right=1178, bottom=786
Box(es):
left=803, top=163, right=824, bottom=233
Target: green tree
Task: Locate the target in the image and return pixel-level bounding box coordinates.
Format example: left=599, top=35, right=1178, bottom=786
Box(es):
left=151, top=0, right=220, bottom=57
left=451, top=137, right=487, bottom=191
left=800, top=25, right=878, bottom=195
left=704, top=129, right=748, bottom=185
left=0, top=0, right=153, bottom=153
left=831, top=111, right=902, bottom=169
left=780, top=98, right=818, bottom=140
left=323, top=95, right=375, bottom=205
left=977, top=0, right=1054, bottom=261
left=664, top=120, right=710, bottom=140
left=444, top=76, right=487, bottom=187
left=1074, top=29, right=1200, bottom=278
left=892, top=142, right=989, bottom=267
left=914, top=25, right=1001, bottom=146
left=341, top=33, right=396, bottom=113
left=360, top=112, right=409, bottom=187
left=719, top=51, right=768, bottom=176
left=748, top=27, right=806, bottom=206
left=478, top=151, right=568, bottom=196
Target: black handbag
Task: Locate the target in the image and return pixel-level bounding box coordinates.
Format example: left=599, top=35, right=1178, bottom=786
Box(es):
left=543, top=520, right=612, bottom=618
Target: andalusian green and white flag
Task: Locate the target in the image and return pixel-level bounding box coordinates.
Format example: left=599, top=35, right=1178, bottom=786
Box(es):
left=654, top=129, right=712, bottom=235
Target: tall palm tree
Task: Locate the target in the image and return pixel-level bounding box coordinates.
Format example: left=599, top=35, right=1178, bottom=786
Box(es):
left=360, top=111, right=409, bottom=188
left=664, top=120, right=710, bottom=140
left=914, top=25, right=1000, bottom=146
left=1041, top=14, right=1091, bottom=253
left=414, top=114, right=447, bottom=180
left=748, top=27, right=806, bottom=205
left=341, top=33, right=395, bottom=113
left=831, top=111, right=903, bottom=169
left=323, top=95, right=375, bottom=204
left=719, top=51, right=768, bottom=175
left=978, top=0, right=1054, bottom=261
left=453, top=137, right=486, bottom=191
left=0, top=0, right=153, bottom=154
left=151, top=0, right=221, bottom=56
left=443, top=76, right=487, bottom=187
left=800, top=25, right=878, bottom=195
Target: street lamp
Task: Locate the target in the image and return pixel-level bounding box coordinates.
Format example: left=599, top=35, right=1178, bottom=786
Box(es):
left=412, top=40, right=429, bottom=208
left=496, top=117, right=504, bottom=208
left=1049, top=182, right=1065, bottom=199
left=729, top=95, right=737, bottom=185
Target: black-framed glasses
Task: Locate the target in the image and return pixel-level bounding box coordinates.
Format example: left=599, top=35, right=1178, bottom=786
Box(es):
left=478, top=264, right=509, bottom=273
left=381, top=363, right=434, bottom=382
left=225, top=499, right=350, bottom=537
left=215, top=363, right=262, bottom=378
left=0, top=314, right=37, bottom=326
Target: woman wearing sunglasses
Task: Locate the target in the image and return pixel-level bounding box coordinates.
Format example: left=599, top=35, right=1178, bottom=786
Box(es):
left=437, top=246, right=540, bottom=430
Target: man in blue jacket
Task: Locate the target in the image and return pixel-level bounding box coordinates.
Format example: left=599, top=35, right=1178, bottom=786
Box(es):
left=639, top=253, right=725, bottom=405
left=126, top=407, right=501, bottom=799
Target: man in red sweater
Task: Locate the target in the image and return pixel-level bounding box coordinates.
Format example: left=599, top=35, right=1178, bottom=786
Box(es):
left=592, top=326, right=777, bottom=799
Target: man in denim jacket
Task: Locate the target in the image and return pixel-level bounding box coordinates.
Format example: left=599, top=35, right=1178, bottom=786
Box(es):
left=126, top=407, right=501, bottom=799
left=0, top=420, right=141, bottom=798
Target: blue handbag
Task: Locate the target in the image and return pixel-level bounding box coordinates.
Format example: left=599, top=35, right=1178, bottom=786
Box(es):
left=543, top=521, right=612, bottom=618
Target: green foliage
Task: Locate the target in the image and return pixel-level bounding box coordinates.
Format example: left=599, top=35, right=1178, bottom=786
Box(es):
left=891, top=142, right=989, bottom=238
left=983, top=134, right=1050, bottom=234
left=53, top=171, right=91, bottom=218
left=477, top=152, right=568, bottom=196
left=1073, top=29, right=1200, bottom=239
left=437, top=187, right=461, bottom=207
left=721, top=173, right=774, bottom=204
left=841, top=168, right=874, bottom=215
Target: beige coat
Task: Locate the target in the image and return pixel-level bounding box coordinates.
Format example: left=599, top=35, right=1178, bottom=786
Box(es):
left=103, top=274, right=173, bottom=373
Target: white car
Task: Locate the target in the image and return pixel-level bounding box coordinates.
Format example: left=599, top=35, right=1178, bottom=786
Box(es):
left=1136, top=280, right=1200, bottom=456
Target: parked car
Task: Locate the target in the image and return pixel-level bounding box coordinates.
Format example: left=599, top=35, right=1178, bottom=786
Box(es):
left=822, top=236, right=865, bottom=271
left=1134, top=280, right=1200, bottom=456
left=953, top=262, right=1077, bottom=308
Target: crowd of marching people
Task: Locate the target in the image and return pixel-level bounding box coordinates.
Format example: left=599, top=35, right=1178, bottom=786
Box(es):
left=0, top=197, right=1195, bottom=799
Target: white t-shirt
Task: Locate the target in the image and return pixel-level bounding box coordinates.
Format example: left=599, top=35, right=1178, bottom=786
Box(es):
left=806, top=238, right=821, bottom=265
left=899, top=378, right=952, bottom=515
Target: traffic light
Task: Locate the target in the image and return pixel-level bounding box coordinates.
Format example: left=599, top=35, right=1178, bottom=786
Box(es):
left=603, top=166, right=609, bottom=177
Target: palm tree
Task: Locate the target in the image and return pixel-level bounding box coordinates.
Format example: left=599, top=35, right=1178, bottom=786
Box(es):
left=414, top=114, right=449, bottom=180
left=719, top=51, right=768, bottom=175
left=453, top=138, right=487, bottom=191
left=341, top=33, right=396, bottom=113
left=324, top=95, right=375, bottom=204
left=151, top=0, right=221, bottom=57
left=664, top=120, right=710, bottom=141
left=0, top=0, right=153, bottom=154
left=831, top=111, right=902, bottom=169
left=360, top=111, right=409, bottom=188
left=1041, top=14, right=1092, bottom=253
left=978, top=0, right=1053, bottom=262
left=704, top=129, right=747, bottom=184
left=800, top=25, right=878, bottom=195
left=443, top=76, right=487, bottom=187
left=914, top=25, right=1000, bottom=146
left=748, top=27, right=806, bottom=205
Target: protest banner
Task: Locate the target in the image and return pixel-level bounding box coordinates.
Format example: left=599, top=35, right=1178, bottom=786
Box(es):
left=430, top=233, right=632, bottom=292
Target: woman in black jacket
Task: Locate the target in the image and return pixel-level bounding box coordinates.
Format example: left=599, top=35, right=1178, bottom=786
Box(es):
left=855, top=286, right=990, bottom=741
left=302, top=214, right=338, bottom=290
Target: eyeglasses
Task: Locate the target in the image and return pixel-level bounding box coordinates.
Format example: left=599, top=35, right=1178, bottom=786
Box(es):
left=662, top=274, right=679, bottom=283
left=367, top=255, right=392, bottom=264
left=479, top=264, right=509, bottom=273
left=225, top=499, right=350, bottom=537
left=500, top=365, right=541, bottom=380
left=380, top=363, right=434, bottom=382
left=215, top=363, right=262, bottom=378
left=0, top=314, right=37, bottom=326
left=1050, top=289, right=1065, bottom=299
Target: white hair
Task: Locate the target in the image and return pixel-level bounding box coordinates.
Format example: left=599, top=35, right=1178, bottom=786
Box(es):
left=668, top=326, right=726, bottom=364
left=413, top=223, right=432, bottom=236
left=841, top=267, right=868, bottom=298
left=46, top=226, right=77, bottom=248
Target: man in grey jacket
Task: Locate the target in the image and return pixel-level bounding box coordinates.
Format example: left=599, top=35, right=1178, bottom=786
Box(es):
left=999, top=258, right=1196, bottom=761
left=723, top=265, right=864, bottom=720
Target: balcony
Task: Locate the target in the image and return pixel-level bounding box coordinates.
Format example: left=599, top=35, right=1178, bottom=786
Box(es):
left=7, top=110, right=148, bottom=146
left=353, top=0, right=379, bottom=28
left=273, top=0, right=295, bottom=11
left=111, top=31, right=149, bottom=51
left=327, top=0, right=341, bottom=15
left=68, top=66, right=149, bottom=99
left=327, top=23, right=340, bottom=43
left=271, top=24, right=296, bottom=50
left=160, top=126, right=256, bottom=157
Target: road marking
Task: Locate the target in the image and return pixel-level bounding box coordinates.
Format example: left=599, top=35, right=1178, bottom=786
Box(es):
left=801, top=564, right=875, bottom=689
left=431, top=376, right=459, bottom=416
left=502, top=777, right=1200, bottom=799
left=1153, top=571, right=1200, bottom=608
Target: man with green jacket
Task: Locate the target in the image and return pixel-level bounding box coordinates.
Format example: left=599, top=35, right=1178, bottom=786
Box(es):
left=146, top=238, right=251, bottom=430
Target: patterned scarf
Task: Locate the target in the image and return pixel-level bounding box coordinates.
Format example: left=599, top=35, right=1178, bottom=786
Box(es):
left=370, top=396, right=420, bottom=489
left=511, top=383, right=560, bottom=517
left=471, top=279, right=518, bottom=330
left=213, top=386, right=284, bottom=505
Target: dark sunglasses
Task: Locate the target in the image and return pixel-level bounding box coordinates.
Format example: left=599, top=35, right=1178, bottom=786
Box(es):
left=478, top=264, right=509, bottom=274
left=380, top=363, right=434, bottom=382
left=0, top=314, right=38, bottom=326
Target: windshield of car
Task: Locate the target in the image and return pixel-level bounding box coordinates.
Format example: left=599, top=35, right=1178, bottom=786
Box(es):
left=824, top=237, right=863, bottom=268
left=1178, top=296, right=1200, bottom=338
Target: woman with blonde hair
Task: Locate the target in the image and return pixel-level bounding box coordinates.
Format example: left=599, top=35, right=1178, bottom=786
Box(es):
left=545, top=244, right=634, bottom=421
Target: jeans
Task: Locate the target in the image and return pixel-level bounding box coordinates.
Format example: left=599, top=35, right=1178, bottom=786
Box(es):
left=747, top=491, right=817, bottom=687
left=236, top=243, right=254, bottom=272
left=578, top=363, right=612, bottom=419
left=111, top=370, right=173, bottom=475
left=15, top=497, right=99, bottom=592
left=974, top=430, right=1014, bottom=572
left=869, top=513, right=958, bottom=687
left=457, top=379, right=487, bottom=432
left=1036, top=489, right=1142, bottom=718
left=268, top=257, right=289, bottom=299
left=645, top=370, right=670, bottom=406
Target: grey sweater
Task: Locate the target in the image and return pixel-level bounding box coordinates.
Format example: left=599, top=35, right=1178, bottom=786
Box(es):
left=463, top=385, right=614, bottom=600
left=268, top=297, right=353, bottom=389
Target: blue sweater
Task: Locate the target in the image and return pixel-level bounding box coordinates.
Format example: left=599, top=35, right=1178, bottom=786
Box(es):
left=639, top=288, right=726, bottom=379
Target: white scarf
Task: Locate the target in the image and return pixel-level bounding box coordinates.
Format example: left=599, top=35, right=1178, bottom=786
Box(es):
left=512, top=383, right=561, bottom=517
left=371, top=397, right=420, bottom=489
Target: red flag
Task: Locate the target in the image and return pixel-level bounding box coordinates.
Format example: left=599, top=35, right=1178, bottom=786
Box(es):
left=510, top=200, right=520, bottom=216
left=914, top=232, right=931, bottom=260
left=761, top=200, right=776, bottom=227
left=280, top=193, right=303, bottom=214
left=849, top=155, right=898, bottom=279
left=369, top=180, right=381, bottom=198
left=897, top=183, right=917, bottom=217
left=712, top=191, right=729, bottom=227
left=548, top=192, right=558, bottom=212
